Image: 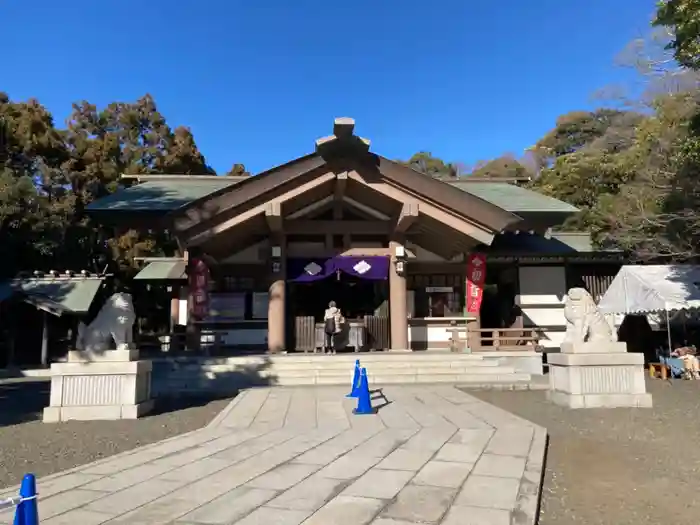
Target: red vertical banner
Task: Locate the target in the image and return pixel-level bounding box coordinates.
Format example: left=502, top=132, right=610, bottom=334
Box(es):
left=466, top=253, right=487, bottom=314
left=189, top=258, right=211, bottom=320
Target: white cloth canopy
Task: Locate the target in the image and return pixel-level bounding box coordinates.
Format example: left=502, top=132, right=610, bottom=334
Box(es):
left=598, top=265, right=700, bottom=314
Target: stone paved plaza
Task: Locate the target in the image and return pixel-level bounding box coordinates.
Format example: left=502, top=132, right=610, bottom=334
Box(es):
left=0, top=386, right=547, bottom=525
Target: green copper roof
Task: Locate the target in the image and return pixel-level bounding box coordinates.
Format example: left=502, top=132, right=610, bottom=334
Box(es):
left=448, top=181, right=579, bottom=214
left=87, top=178, right=240, bottom=212
left=87, top=176, right=578, bottom=216
left=489, top=232, right=596, bottom=254
left=0, top=277, right=104, bottom=315
left=134, top=261, right=187, bottom=280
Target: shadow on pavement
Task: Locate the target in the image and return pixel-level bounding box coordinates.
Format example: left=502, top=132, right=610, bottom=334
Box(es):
left=0, top=378, right=236, bottom=426
left=0, top=379, right=50, bottom=426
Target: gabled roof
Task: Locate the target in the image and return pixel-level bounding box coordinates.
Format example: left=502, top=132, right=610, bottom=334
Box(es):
left=86, top=177, right=241, bottom=212
left=85, top=118, right=578, bottom=235
left=449, top=181, right=579, bottom=214
left=88, top=174, right=578, bottom=215
left=488, top=232, right=593, bottom=254
left=134, top=260, right=187, bottom=280
left=0, top=276, right=104, bottom=316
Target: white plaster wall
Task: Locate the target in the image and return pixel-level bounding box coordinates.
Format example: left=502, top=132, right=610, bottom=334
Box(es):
left=178, top=287, right=188, bottom=326
left=408, top=325, right=452, bottom=344
left=518, top=266, right=567, bottom=350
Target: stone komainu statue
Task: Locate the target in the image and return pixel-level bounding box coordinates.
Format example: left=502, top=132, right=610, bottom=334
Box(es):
left=563, top=287, right=617, bottom=344
left=76, top=292, right=136, bottom=352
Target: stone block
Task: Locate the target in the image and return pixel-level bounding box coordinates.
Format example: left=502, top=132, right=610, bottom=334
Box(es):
left=455, top=475, right=520, bottom=509
left=412, top=460, right=474, bottom=488
left=234, top=507, right=312, bottom=525
left=560, top=341, right=627, bottom=354
left=177, top=486, right=276, bottom=523
left=484, top=427, right=534, bottom=457
left=434, top=443, right=484, bottom=463
left=381, top=484, right=456, bottom=523
left=473, top=454, right=526, bottom=479
left=267, top=475, right=347, bottom=511
left=300, top=496, right=385, bottom=525
left=84, top=479, right=184, bottom=515
left=342, top=469, right=414, bottom=499
left=315, top=453, right=382, bottom=480
left=442, top=505, right=511, bottom=525
left=40, top=508, right=113, bottom=525
left=375, top=447, right=434, bottom=471
left=548, top=351, right=653, bottom=408
left=67, top=349, right=140, bottom=362
left=247, top=463, right=320, bottom=490
left=43, top=358, right=153, bottom=422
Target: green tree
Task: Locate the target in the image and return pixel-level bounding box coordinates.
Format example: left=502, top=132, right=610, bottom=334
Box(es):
left=653, top=0, right=700, bottom=70
left=469, top=156, right=531, bottom=179
left=225, top=163, right=250, bottom=176
left=0, top=91, right=223, bottom=278
left=400, top=152, right=460, bottom=178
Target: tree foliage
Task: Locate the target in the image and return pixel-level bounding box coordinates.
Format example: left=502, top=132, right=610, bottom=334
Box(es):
left=0, top=92, right=233, bottom=278
left=653, top=0, right=700, bottom=70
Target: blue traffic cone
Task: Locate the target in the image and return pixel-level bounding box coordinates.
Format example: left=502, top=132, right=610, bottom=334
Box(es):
left=346, top=359, right=361, bottom=398
left=14, top=474, right=38, bottom=525
left=352, top=368, right=374, bottom=415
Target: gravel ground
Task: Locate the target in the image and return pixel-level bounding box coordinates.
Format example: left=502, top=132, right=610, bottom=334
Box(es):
left=0, top=378, right=232, bottom=490
left=469, top=378, right=700, bottom=525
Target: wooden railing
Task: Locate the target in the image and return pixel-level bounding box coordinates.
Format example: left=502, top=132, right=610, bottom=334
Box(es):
left=472, top=328, right=543, bottom=352
left=136, top=331, right=231, bottom=356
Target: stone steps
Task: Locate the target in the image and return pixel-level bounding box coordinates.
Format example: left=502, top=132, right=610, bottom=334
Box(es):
left=267, top=371, right=532, bottom=386
left=152, top=352, right=537, bottom=394
left=200, top=360, right=504, bottom=373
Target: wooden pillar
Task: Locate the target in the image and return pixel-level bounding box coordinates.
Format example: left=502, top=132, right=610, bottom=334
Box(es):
left=268, top=236, right=286, bottom=353
left=389, top=239, right=408, bottom=350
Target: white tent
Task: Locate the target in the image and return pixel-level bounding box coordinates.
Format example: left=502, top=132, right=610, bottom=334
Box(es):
left=598, top=265, right=700, bottom=314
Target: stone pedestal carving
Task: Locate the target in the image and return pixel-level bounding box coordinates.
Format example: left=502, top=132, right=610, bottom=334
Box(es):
left=547, top=288, right=652, bottom=409
left=43, top=293, right=154, bottom=422
left=43, top=349, right=153, bottom=422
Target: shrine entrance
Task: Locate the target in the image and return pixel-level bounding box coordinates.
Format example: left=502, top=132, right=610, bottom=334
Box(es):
left=287, top=256, right=390, bottom=352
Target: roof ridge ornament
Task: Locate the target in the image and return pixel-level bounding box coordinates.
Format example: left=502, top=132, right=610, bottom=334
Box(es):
left=315, top=117, right=371, bottom=154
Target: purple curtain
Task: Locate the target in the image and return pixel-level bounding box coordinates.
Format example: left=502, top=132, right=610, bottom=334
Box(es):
left=287, top=258, right=335, bottom=282
left=288, top=256, right=389, bottom=282
left=333, top=256, right=389, bottom=280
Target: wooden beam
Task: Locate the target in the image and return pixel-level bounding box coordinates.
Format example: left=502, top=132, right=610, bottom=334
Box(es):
left=285, top=220, right=392, bottom=235
left=395, top=202, right=419, bottom=233
left=347, top=171, right=495, bottom=245
left=265, top=201, right=282, bottom=232
left=333, top=172, right=348, bottom=219
left=344, top=197, right=391, bottom=220
left=333, top=117, right=355, bottom=139
left=287, top=196, right=333, bottom=219
left=184, top=172, right=335, bottom=246
left=174, top=155, right=327, bottom=232
left=287, top=245, right=392, bottom=258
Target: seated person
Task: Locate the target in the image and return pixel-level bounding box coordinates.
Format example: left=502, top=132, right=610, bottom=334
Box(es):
left=657, top=345, right=685, bottom=378
left=671, top=344, right=700, bottom=380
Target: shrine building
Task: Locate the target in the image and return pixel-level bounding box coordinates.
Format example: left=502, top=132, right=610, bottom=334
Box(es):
left=85, top=118, right=622, bottom=357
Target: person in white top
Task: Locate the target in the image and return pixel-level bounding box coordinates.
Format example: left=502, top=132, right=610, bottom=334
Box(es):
left=323, top=301, right=342, bottom=354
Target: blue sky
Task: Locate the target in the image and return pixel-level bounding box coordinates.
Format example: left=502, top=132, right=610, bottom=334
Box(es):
left=3, top=0, right=658, bottom=174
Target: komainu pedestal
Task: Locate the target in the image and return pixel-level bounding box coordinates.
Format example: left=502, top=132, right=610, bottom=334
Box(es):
left=43, top=293, right=154, bottom=422
left=547, top=288, right=652, bottom=409
left=43, top=350, right=153, bottom=422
